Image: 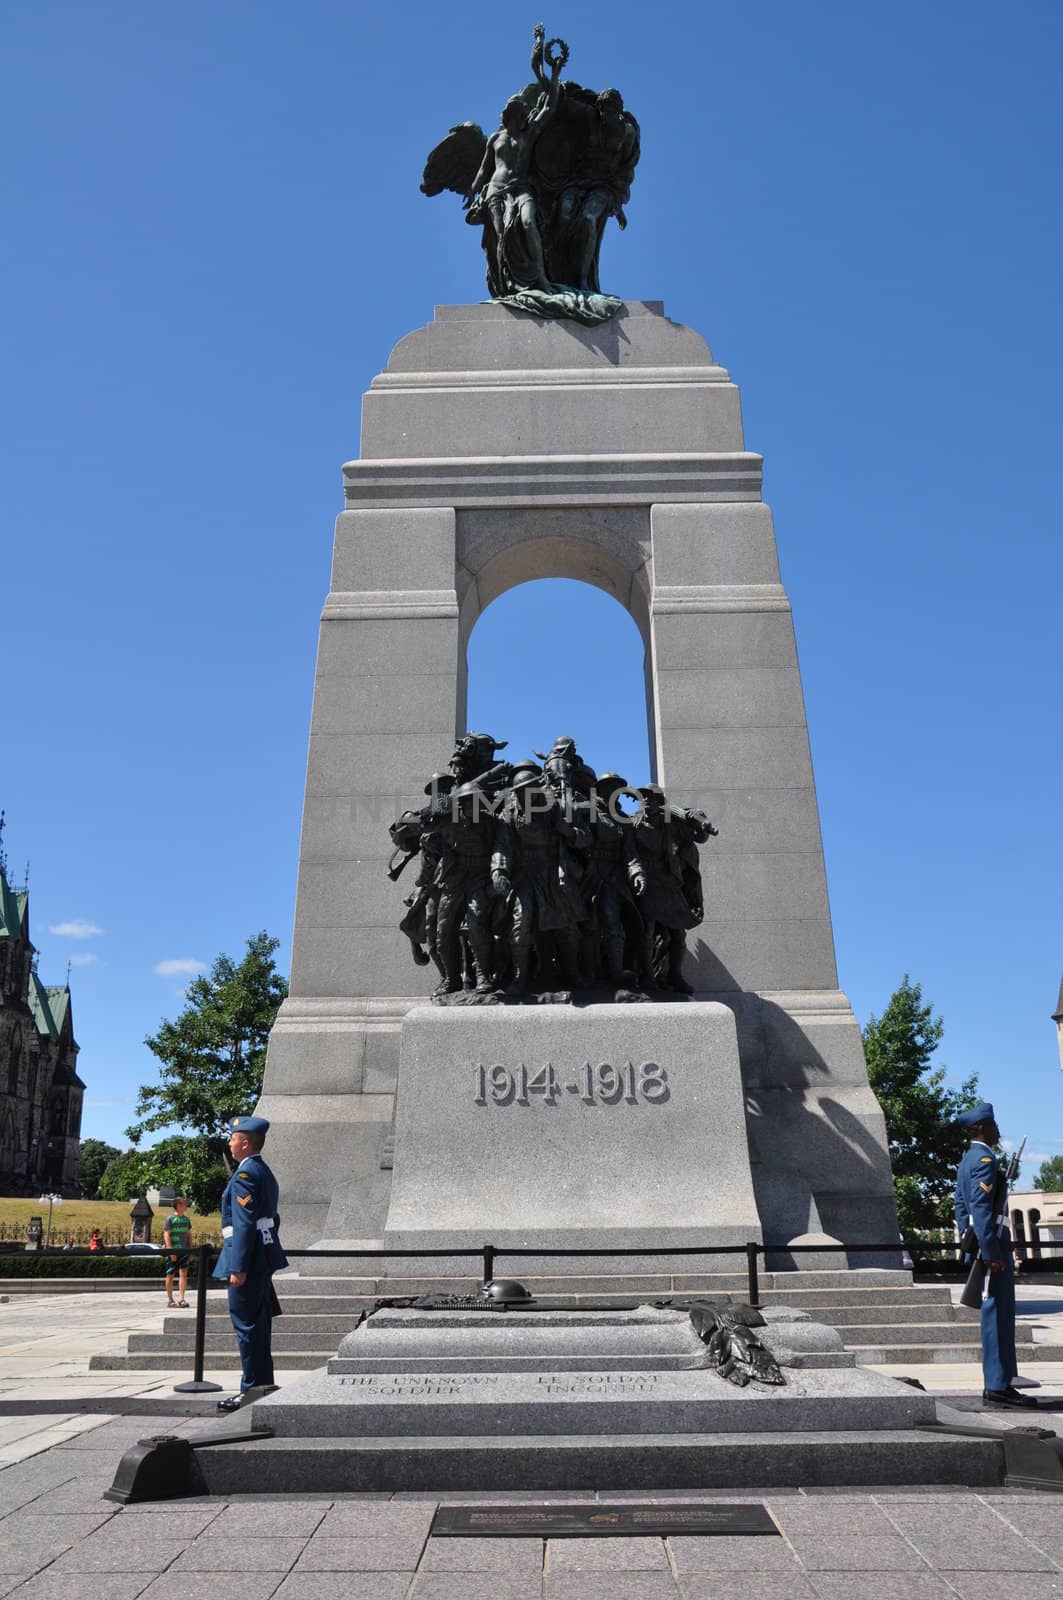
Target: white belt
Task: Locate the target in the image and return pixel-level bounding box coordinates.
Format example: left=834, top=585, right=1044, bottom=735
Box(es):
left=222, top=1225, right=233, bottom=1238
left=222, top=1220, right=275, bottom=1238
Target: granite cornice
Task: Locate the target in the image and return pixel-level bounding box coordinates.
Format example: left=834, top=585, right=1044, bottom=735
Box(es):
left=342, top=451, right=763, bottom=510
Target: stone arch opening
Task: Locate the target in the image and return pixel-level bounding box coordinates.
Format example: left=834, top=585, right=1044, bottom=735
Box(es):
left=463, top=574, right=654, bottom=787
left=455, top=510, right=655, bottom=776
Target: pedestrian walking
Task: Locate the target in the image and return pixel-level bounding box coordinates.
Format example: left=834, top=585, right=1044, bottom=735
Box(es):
left=954, top=1101, right=1036, bottom=1409
left=212, top=1115, right=287, bottom=1412
left=163, top=1195, right=193, bottom=1307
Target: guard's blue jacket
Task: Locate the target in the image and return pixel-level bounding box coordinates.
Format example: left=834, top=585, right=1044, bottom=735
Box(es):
left=213, top=1152, right=288, bottom=1279
left=954, top=1141, right=1008, bottom=1260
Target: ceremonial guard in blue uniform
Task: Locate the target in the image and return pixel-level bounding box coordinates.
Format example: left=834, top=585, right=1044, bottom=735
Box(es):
left=953, top=1101, right=1035, bottom=1409
left=212, top=1114, right=288, bottom=1412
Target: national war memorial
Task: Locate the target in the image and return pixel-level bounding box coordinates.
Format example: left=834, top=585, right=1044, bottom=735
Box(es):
left=257, top=24, right=901, bottom=1274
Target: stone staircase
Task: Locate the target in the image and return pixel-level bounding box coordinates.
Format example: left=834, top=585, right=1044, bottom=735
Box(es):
left=89, top=1267, right=1063, bottom=1373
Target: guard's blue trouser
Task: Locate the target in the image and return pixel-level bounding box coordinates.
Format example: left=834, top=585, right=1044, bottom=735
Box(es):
left=227, top=1274, right=275, bottom=1392
left=980, top=1257, right=1017, bottom=1392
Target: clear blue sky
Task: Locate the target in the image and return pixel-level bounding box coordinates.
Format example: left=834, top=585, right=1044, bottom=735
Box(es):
left=3, top=2, right=1061, bottom=1178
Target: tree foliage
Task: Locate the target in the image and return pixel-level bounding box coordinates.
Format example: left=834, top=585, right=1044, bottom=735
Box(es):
left=98, top=1134, right=230, bottom=1212
left=863, top=975, right=980, bottom=1236
left=77, top=1138, right=121, bottom=1198
left=1034, top=1155, right=1063, bottom=1192
left=127, top=931, right=287, bottom=1150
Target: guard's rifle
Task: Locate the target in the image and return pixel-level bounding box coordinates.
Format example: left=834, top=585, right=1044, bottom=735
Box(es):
left=1003, top=1136, right=1026, bottom=1187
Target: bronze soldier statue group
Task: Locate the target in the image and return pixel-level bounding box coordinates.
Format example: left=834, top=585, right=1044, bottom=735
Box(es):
left=421, top=25, right=640, bottom=327
left=389, top=732, right=717, bottom=1002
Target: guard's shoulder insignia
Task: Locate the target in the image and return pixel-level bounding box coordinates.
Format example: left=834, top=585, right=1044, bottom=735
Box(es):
left=980, top=1156, right=994, bottom=1163
left=978, top=1180, right=993, bottom=1192
left=237, top=1193, right=253, bottom=1207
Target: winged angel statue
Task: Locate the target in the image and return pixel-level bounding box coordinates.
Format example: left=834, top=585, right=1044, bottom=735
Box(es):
left=421, top=24, right=640, bottom=327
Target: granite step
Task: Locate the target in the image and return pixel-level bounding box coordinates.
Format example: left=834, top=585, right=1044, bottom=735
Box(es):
left=89, top=1349, right=329, bottom=1371
left=820, top=1302, right=977, bottom=1325
left=163, top=1306, right=976, bottom=1344
left=273, top=1268, right=918, bottom=1297
left=847, top=1340, right=1063, bottom=1364
left=166, top=1300, right=968, bottom=1338
left=194, top=1428, right=1004, bottom=1493
left=837, top=1322, right=1034, bottom=1346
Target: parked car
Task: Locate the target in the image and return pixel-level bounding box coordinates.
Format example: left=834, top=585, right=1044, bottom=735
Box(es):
left=123, top=1242, right=163, bottom=1254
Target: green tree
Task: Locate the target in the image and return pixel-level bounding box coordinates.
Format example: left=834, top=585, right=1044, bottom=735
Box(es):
left=77, top=1138, right=121, bottom=1198
left=1034, top=1155, right=1063, bottom=1192
left=863, top=975, right=980, bottom=1236
left=98, top=1135, right=230, bottom=1212
left=127, top=932, right=287, bottom=1164
left=98, top=1148, right=155, bottom=1201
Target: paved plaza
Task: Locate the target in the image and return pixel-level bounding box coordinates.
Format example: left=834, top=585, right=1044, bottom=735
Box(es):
left=2, top=1286, right=1063, bottom=1596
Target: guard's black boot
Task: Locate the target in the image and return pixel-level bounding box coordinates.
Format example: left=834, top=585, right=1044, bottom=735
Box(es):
left=983, top=1386, right=1038, bottom=1408
left=216, top=1394, right=245, bottom=1413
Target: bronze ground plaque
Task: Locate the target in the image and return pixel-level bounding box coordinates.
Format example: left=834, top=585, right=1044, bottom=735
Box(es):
left=430, top=1504, right=780, bottom=1537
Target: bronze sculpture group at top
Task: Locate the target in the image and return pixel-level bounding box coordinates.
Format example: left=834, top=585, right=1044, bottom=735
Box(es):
left=422, top=24, right=639, bottom=327
left=389, top=733, right=717, bottom=1004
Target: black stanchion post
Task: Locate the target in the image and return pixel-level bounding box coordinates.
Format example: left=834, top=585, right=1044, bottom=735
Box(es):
left=482, top=1243, right=495, bottom=1286
left=745, top=1241, right=761, bottom=1308
left=174, top=1242, right=223, bottom=1394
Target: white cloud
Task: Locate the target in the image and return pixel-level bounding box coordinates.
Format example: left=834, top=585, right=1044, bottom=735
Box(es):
left=49, top=920, right=104, bottom=939
left=68, top=952, right=100, bottom=968
left=154, top=958, right=207, bottom=978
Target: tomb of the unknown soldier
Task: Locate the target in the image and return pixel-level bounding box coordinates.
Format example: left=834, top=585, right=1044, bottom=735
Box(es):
left=101, top=25, right=1063, bottom=1501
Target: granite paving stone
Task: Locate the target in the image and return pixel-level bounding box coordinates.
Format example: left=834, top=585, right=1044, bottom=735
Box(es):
left=0, top=1529, right=86, bottom=1573
left=677, top=1578, right=817, bottom=1600
left=989, top=1505, right=1063, bottom=1538
left=411, top=1574, right=544, bottom=1600
left=37, top=1452, right=126, bottom=1478
left=0, top=1580, right=25, bottom=1600
left=33, top=1479, right=118, bottom=1512
left=786, top=1536, right=928, bottom=1572
left=274, top=1578, right=415, bottom=1600
left=879, top=1501, right=1009, bottom=1534
left=0, top=1512, right=114, bottom=1539
left=293, top=1537, right=426, bottom=1572
left=546, top=1536, right=669, bottom=1570
left=767, top=1500, right=895, bottom=1534
left=170, top=1538, right=307, bottom=1573
left=900, top=1530, right=1056, bottom=1571
left=110, top=1511, right=221, bottom=1540
left=668, top=1535, right=802, bottom=1572
left=1022, top=1534, right=1063, bottom=1566
left=544, top=1576, right=678, bottom=1600
left=209, top=1505, right=328, bottom=1537
left=139, top=1574, right=290, bottom=1600
left=422, top=1536, right=543, bottom=1573
left=316, top=1503, right=435, bottom=1536
left=947, top=1577, right=1063, bottom=1600
left=3, top=1574, right=158, bottom=1600
left=806, top=1575, right=960, bottom=1600
left=53, top=1423, right=166, bottom=1451
left=49, top=1535, right=192, bottom=1574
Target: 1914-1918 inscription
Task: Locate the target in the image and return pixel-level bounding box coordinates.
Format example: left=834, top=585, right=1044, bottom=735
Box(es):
left=473, top=1059, right=669, bottom=1106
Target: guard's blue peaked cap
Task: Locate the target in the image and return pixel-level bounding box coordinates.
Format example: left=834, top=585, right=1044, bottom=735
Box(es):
left=955, top=1102, right=995, bottom=1129
left=229, top=1115, right=270, bottom=1135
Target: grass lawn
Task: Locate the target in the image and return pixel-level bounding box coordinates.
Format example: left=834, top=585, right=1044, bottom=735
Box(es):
left=0, top=1196, right=222, bottom=1245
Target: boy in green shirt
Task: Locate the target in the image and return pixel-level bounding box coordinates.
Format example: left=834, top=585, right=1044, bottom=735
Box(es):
left=164, top=1196, right=193, bottom=1308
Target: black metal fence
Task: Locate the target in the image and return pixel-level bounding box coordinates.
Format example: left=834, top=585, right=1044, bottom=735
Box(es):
left=169, top=1235, right=1063, bottom=1391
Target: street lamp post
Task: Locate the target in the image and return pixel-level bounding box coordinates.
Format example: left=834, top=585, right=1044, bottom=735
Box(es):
left=39, top=1193, right=62, bottom=1249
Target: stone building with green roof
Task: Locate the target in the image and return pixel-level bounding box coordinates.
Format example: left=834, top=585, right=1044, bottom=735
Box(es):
left=0, top=858, right=84, bottom=1194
